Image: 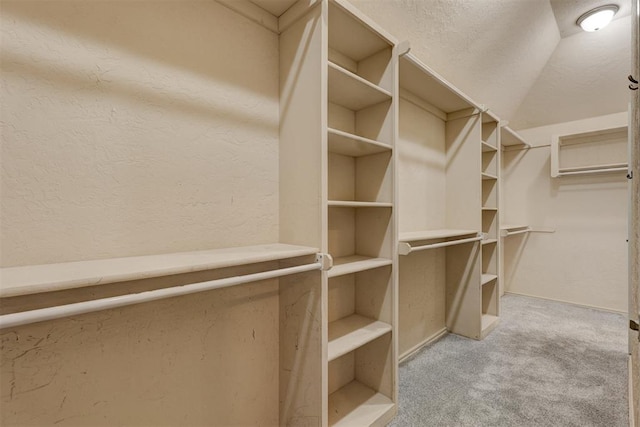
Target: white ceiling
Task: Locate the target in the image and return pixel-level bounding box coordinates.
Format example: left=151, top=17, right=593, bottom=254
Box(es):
left=249, top=0, right=631, bottom=130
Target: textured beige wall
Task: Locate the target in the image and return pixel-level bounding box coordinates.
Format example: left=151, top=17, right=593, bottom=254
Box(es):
left=0, top=0, right=279, bottom=267
left=1, top=1, right=284, bottom=425
left=0, top=266, right=281, bottom=426
left=502, top=112, right=628, bottom=312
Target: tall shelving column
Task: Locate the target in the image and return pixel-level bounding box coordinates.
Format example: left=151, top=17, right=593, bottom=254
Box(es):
left=396, top=53, right=484, bottom=351
left=325, top=1, right=397, bottom=425
left=480, top=112, right=500, bottom=338
left=279, top=2, right=326, bottom=425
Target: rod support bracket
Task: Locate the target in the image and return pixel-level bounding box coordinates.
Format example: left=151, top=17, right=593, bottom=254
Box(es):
left=316, top=253, right=333, bottom=271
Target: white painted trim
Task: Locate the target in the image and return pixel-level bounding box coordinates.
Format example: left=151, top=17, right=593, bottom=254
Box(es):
left=398, top=328, right=448, bottom=363
left=504, top=291, right=627, bottom=315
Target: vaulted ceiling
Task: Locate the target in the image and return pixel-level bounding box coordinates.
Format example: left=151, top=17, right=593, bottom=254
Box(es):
left=251, top=0, right=632, bottom=130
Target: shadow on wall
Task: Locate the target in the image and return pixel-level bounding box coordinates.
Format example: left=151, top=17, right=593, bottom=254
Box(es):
left=1, top=1, right=277, bottom=132
left=2, top=0, right=272, bottom=95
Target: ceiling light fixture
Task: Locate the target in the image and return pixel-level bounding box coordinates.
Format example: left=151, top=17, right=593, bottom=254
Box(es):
left=576, top=4, right=619, bottom=32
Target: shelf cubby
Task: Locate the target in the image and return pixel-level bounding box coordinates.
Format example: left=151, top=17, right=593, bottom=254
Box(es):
left=482, top=209, right=498, bottom=240
left=482, top=179, right=497, bottom=209
left=328, top=334, right=394, bottom=427
left=328, top=265, right=393, bottom=359
left=328, top=206, right=393, bottom=264
left=328, top=2, right=394, bottom=93
left=482, top=241, right=498, bottom=276
left=482, top=149, right=497, bottom=176
left=328, top=63, right=392, bottom=111
left=328, top=128, right=392, bottom=157
left=328, top=150, right=393, bottom=204
left=481, top=114, right=498, bottom=148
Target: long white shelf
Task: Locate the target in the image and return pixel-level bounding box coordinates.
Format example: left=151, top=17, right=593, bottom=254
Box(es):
left=328, top=381, right=395, bottom=427
left=328, top=128, right=392, bottom=157
left=328, top=314, right=392, bottom=361
left=501, top=126, right=530, bottom=149
left=481, top=141, right=498, bottom=152
left=328, top=201, right=393, bottom=208
left=398, top=53, right=478, bottom=114
left=501, top=224, right=529, bottom=231
left=481, top=172, right=498, bottom=180
left=328, top=256, right=392, bottom=278
left=0, top=244, right=319, bottom=298
left=328, top=62, right=392, bottom=111
left=398, top=229, right=478, bottom=242
left=481, top=274, right=498, bottom=286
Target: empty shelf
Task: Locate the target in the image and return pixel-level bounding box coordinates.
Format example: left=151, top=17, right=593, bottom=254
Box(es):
left=328, top=201, right=393, bottom=208
left=328, top=128, right=392, bottom=157
left=328, top=62, right=392, bottom=111
left=482, top=207, right=498, bottom=211
left=0, top=244, right=319, bottom=298
left=481, top=274, right=498, bottom=286
left=328, top=381, right=395, bottom=427
left=398, top=53, right=478, bottom=114
left=481, top=173, right=498, bottom=180
left=501, top=126, right=530, bottom=148
left=328, top=314, right=392, bottom=361
left=328, top=256, right=392, bottom=278
left=482, top=239, right=498, bottom=245
left=481, top=141, right=497, bottom=152
left=501, top=224, right=529, bottom=231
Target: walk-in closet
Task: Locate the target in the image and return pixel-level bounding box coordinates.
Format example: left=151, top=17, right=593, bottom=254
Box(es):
left=1, top=0, right=638, bottom=426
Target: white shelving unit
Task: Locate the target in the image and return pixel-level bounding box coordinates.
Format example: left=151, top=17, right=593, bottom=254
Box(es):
left=280, top=1, right=398, bottom=425
left=550, top=126, right=629, bottom=177
left=397, top=52, right=495, bottom=358
left=480, top=112, right=500, bottom=338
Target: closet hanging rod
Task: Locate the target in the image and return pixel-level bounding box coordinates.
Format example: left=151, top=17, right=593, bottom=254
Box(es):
left=501, top=228, right=555, bottom=237
left=556, top=164, right=628, bottom=177
left=0, top=256, right=328, bottom=330
left=398, top=235, right=482, bottom=255
left=501, top=228, right=531, bottom=237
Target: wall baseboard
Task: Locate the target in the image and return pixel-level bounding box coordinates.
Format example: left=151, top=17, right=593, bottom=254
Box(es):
left=504, top=291, right=626, bottom=315
left=399, top=327, right=448, bottom=363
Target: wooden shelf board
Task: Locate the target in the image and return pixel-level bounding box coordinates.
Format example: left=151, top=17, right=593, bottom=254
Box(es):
left=398, top=229, right=478, bottom=243
left=481, top=274, right=498, bottom=286
left=328, top=256, right=392, bottom=278
left=481, top=207, right=498, bottom=211
left=328, top=380, right=395, bottom=427
left=328, top=201, right=393, bottom=208
left=0, top=244, right=318, bottom=298
left=328, top=314, right=392, bottom=361
left=501, top=126, right=529, bottom=147
left=481, top=173, right=498, bottom=180
left=398, top=53, right=477, bottom=114
left=328, top=128, right=392, bottom=157
left=501, top=224, right=529, bottom=231
left=328, top=62, right=391, bottom=111
left=482, top=239, right=498, bottom=245
left=481, top=141, right=497, bottom=152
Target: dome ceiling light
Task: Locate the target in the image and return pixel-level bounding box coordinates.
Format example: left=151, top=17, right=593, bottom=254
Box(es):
left=576, top=4, right=619, bottom=32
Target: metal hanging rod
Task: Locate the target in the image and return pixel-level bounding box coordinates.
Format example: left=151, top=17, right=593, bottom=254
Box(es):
left=501, top=227, right=556, bottom=237
left=0, top=255, right=329, bottom=330
left=399, top=234, right=482, bottom=255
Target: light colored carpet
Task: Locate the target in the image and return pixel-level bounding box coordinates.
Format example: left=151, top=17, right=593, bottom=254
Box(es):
left=390, top=294, right=628, bottom=426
